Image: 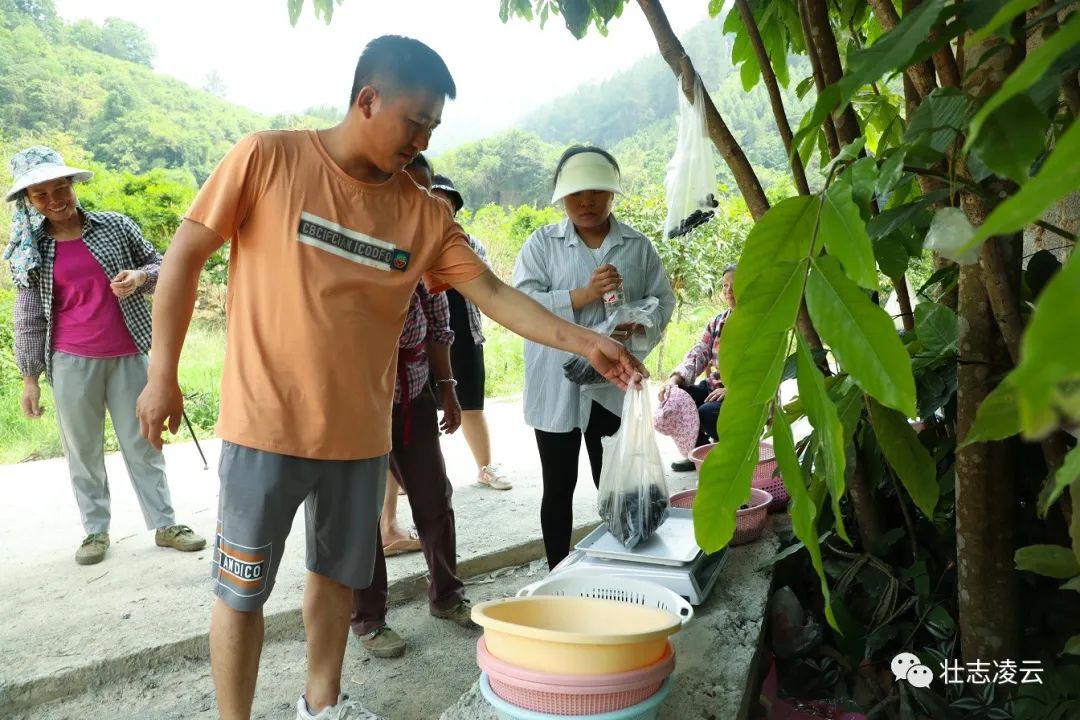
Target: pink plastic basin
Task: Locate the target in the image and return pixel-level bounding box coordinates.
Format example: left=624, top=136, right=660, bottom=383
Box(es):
left=476, top=636, right=675, bottom=714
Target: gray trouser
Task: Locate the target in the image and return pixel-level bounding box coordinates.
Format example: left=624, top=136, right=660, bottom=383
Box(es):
left=51, top=351, right=176, bottom=535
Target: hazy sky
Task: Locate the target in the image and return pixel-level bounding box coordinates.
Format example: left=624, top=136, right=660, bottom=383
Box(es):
left=54, top=0, right=710, bottom=151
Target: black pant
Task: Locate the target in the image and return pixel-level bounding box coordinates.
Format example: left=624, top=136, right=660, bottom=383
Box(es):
left=534, top=402, right=622, bottom=569
left=684, top=381, right=722, bottom=448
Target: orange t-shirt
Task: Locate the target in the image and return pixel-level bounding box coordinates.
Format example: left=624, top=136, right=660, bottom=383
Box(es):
left=186, top=130, right=487, bottom=460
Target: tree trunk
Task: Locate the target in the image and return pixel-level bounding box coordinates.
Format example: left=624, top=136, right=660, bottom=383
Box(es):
left=735, top=0, right=810, bottom=196
left=954, top=33, right=1022, bottom=666
left=869, top=0, right=938, bottom=97
left=796, top=0, right=841, bottom=157
left=635, top=0, right=769, bottom=221
left=802, top=0, right=863, bottom=146
left=1035, top=2, right=1080, bottom=119
left=850, top=449, right=886, bottom=553
left=892, top=276, right=915, bottom=332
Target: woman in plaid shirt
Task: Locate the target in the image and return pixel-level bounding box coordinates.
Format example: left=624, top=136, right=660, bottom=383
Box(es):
left=5, top=146, right=205, bottom=565
left=658, top=264, right=737, bottom=471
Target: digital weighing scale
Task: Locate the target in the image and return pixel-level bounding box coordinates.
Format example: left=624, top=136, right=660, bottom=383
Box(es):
left=550, top=508, right=727, bottom=605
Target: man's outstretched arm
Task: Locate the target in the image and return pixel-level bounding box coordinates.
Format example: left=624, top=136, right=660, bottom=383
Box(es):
left=452, top=269, right=647, bottom=389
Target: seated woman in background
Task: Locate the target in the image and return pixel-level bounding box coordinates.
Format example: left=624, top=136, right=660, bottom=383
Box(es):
left=658, top=263, right=737, bottom=472
left=513, top=145, right=675, bottom=569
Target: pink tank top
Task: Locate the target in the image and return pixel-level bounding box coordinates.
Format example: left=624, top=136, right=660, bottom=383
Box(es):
left=51, top=239, right=140, bottom=358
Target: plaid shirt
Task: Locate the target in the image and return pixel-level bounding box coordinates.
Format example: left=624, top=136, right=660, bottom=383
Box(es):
left=12, top=211, right=161, bottom=383
left=461, top=235, right=489, bottom=345
left=674, top=309, right=731, bottom=390
left=395, top=283, right=454, bottom=403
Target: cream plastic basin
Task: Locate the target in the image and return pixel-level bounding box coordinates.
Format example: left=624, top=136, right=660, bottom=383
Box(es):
left=471, top=596, right=682, bottom=675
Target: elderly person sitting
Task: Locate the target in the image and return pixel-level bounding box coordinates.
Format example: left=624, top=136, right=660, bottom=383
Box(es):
left=658, top=263, right=737, bottom=472
left=5, top=146, right=205, bottom=565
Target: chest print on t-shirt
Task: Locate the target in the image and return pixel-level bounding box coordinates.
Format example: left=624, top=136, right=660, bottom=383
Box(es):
left=296, top=211, right=411, bottom=272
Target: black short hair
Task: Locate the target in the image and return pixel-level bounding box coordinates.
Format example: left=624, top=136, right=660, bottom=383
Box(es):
left=350, top=35, right=457, bottom=107
left=723, top=264, right=737, bottom=276
left=407, top=153, right=432, bottom=174
left=553, top=145, right=621, bottom=188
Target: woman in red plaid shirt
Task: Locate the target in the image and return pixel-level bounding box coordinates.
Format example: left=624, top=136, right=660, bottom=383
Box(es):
left=659, top=264, right=737, bottom=471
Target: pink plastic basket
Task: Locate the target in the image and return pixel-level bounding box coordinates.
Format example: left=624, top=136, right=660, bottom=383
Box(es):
left=734, top=488, right=772, bottom=545
left=476, top=637, right=675, bottom=715
left=689, top=442, right=789, bottom=513
left=753, top=443, right=789, bottom=513
left=669, top=488, right=771, bottom=546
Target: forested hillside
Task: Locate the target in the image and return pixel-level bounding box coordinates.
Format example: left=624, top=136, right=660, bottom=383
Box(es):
left=434, top=18, right=811, bottom=208
left=0, top=0, right=331, bottom=186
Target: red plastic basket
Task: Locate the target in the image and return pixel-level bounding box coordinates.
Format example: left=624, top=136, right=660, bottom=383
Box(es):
left=476, top=637, right=675, bottom=715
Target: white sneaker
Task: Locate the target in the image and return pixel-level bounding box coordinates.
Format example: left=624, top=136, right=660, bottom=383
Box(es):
left=478, top=464, right=512, bottom=491
left=296, top=693, right=384, bottom=720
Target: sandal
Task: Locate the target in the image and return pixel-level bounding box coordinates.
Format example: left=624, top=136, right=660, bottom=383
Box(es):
left=478, top=465, right=513, bottom=491
left=383, top=529, right=421, bottom=557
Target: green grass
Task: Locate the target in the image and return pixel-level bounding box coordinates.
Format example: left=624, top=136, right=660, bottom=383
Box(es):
left=0, top=318, right=226, bottom=464
left=0, top=303, right=722, bottom=463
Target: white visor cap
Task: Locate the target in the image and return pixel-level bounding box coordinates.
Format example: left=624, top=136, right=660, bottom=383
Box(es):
left=551, top=151, right=623, bottom=205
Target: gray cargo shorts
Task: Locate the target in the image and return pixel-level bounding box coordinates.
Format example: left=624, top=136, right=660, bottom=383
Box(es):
left=212, top=441, right=387, bottom=611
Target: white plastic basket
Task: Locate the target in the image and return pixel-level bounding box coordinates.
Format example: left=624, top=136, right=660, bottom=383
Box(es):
left=516, top=576, right=694, bottom=626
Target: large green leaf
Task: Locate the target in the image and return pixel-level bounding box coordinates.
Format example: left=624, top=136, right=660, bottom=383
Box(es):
left=795, top=0, right=946, bottom=150
left=1039, top=444, right=1080, bottom=517
left=796, top=335, right=850, bottom=543
left=959, top=117, right=1080, bottom=258
left=969, top=0, right=1041, bottom=45
left=967, top=10, right=1080, bottom=149
left=845, top=157, right=878, bottom=213
left=968, top=95, right=1051, bottom=185
left=962, top=378, right=1021, bottom=446
left=720, top=259, right=807, bottom=388
left=820, top=180, right=878, bottom=290
left=773, top=407, right=837, bottom=629
left=876, top=150, right=907, bottom=198
left=1015, top=544, right=1080, bottom=579
left=869, top=399, right=939, bottom=518
left=695, top=395, right=770, bottom=552
left=735, top=195, right=820, bottom=293
left=561, top=0, right=592, bottom=38
left=873, top=236, right=910, bottom=279
left=867, top=190, right=948, bottom=240
left=914, top=302, right=959, bottom=357
left=805, top=256, right=917, bottom=416
left=700, top=256, right=804, bottom=550
left=1010, top=250, right=1080, bottom=438
left=903, top=89, right=976, bottom=160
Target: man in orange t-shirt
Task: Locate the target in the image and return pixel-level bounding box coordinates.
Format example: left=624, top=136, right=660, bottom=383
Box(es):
left=135, top=35, right=645, bottom=720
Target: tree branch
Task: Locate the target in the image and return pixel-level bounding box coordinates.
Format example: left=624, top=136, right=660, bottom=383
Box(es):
left=797, top=0, right=841, bottom=157
left=907, top=0, right=962, bottom=88
left=735, top=0, right=810, bottom=195
left=870, top=0, right=938, bottom=97
left=635, top=0, right=770, bottom=221
left=803, top=0, right=862, bottom=146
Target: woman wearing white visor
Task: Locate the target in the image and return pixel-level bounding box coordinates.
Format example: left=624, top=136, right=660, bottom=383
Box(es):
left=513, top=146, right=675, bottom=569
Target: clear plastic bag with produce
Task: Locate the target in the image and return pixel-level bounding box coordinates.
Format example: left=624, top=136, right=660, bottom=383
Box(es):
left=562, top=298, right=659, bottom=387
left=597, top=379, right=670, bottom=549
left=664, top=75, right=719, bottom=239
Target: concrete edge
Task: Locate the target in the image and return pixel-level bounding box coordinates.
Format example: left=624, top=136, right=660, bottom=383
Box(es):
left=2, top=522, right=598, bottom=716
